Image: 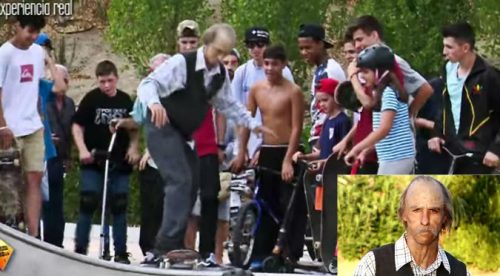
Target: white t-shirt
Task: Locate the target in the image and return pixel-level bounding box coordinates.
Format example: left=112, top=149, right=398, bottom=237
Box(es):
left=0, top=42, right=45, bottom=137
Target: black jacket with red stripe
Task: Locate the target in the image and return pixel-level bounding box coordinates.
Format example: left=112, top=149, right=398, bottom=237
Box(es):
left=433, top=55, right=500, bottom=157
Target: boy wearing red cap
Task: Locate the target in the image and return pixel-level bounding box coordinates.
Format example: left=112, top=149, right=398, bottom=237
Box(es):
left=293, top=78, right=351, bottom=170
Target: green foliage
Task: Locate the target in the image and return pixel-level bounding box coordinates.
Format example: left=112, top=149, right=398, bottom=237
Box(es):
left=443, top=223, right=500, bottom=271
left=338, top=175, right=500, bottom=271
left=353, top=0, right=474, bottom=77
left=106, top=0, right=211, bottom=73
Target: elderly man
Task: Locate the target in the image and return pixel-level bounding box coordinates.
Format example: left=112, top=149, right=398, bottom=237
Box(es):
left=137, top=23, right=274, bottom=266
left=354, top=176, right=469, bottom=276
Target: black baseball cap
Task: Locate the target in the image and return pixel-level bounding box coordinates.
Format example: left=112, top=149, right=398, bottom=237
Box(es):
left=244, top=27, right=270, bottom=44
left=298, top=24, right=333, bottom=49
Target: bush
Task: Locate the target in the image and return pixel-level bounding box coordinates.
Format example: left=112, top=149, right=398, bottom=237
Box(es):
left=106, top=0, right=212, bottom=74
left=338, top=175, right=500, bottom=271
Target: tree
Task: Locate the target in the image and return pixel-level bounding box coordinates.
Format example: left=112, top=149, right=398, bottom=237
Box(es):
left=106, top=0, right=211, bottom=73
left=351, top=0, right=500, bottom=77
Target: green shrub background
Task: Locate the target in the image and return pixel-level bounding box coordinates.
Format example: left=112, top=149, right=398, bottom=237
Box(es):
left=338, top=175, right=500, bottom=271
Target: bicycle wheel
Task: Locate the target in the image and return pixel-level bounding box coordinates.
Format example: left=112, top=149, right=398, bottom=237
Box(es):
left=229, top=201, right=258, bottom=268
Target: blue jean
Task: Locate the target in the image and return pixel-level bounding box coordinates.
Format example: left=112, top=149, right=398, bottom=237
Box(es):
left=75, top=168, right=129, bottom=254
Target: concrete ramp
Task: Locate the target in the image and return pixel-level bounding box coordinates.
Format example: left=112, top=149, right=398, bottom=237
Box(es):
left=0, top=223, right=247, bottom=276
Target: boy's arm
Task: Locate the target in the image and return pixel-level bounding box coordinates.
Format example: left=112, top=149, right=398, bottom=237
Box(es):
left=409, top=83, right=433, bottom=117
left=216, top=111, right=226, bottom=145
left=237, top=86, right=259, bottom=158
left=45, top=52, right=67, bottom=94
left=72, top=123, right=92, bottom=164
left=125, top=128, right=141, bottom=165
left=347, top=61, right=376, bottom=109
left=354, top=110, right=394, bottom=152
left=284, top=88, right=305, bottom=163
left=282, top=87, right=305, bottom=182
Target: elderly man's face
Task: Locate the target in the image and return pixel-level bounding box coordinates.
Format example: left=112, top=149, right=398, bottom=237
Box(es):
left=403, top=181, right=447, bottom=246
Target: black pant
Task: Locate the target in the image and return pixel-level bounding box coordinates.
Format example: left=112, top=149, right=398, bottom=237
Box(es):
left=253, top=146, right=307, bottom=261
left=138, top=165, right=164, bottom=255
left=198, top=154, right=220, bottom=258
left=42, top=157, right=65, bottom=247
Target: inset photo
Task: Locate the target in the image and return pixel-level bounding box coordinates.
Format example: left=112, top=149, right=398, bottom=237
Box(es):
left=338, top=175, right=499, bottom=276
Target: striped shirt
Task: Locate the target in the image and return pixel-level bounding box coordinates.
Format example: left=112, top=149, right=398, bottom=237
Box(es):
left=354, top=233, right=470, bottom=276
left=372, top=87, right=415, bottom=161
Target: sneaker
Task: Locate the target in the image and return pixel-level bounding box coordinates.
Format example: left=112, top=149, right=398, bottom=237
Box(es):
left=102, top=250, right=112, bottom=261
left=249, top=260, right=263, bottom=272
left=140, top=252, right=162, bottom=267
left=74, top=246, right=87, bottom=255
left=114, top=252, right=131, bottom=264
left=200, top=253, right=218, bottom=267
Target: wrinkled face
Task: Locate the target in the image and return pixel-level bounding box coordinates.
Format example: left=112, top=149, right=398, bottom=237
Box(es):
left=222, top=54, right=239, bottom=79
left=205, top=36, right=233, bottom=67
left=298, top=37, right=322, bottom=65
left=403, top=181, right=447, bottom=246
left=177, top=36, right=199, bottom=53
left=315, top=92, right=335, bottom=114
left=264, top=58, right=285, bottom=82
left=15, top=23, right=40, bottom=47
left=343, top=42, right=357, bottom=63
left=352, top=29, right=379, bottom=52
left=246, top=41, right=267, bottom=62
left=97, top=73, right=118, bottom=96
left=358, top=68, right=376, bottom=87
left=443, top=37, right=469, bottom=63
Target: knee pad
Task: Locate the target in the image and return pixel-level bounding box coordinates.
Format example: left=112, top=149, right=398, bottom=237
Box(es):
left=80, top=192, right=99, bottom=214
left=110, top=193, right=128, bottom=215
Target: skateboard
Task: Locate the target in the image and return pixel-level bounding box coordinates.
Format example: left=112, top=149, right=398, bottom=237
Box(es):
left=161, top=249, right=202, bottom=269
left=302, top=170, right=322, bottom=261
left=0, top=147, right=25, bottom=230
left=335, top=81, right=362, bottom=112
left=320, top=154, right=349, bottom=274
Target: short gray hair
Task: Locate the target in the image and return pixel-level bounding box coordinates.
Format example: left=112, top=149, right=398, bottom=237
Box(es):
left=148, top=53, right=170, bottom=68
left=398, top=176, right=454, bottom=232
left=202, top=23, right=236, bottom=47
left=55, top=64, right=69, bottom=81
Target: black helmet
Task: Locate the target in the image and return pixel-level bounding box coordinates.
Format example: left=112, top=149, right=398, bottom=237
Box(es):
left=357, top=45, right=395, bottom=72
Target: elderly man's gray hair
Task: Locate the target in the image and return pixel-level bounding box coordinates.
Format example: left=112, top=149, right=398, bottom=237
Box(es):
left=148, top=53, right=170, bottom=68
left=202, top=23, right=236, bottom=47
left=397, top=176, right=454, bottom=232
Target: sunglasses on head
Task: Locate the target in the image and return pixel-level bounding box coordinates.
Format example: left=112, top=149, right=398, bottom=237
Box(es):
left=246, top=41, right=267, bottom=49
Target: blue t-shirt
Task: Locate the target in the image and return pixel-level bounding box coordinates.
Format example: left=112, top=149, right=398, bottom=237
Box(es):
left=39, top=79, right=57, bottom=160
left=318, top=112, right=351, bottom=159
left=372, top=87, right=415, bottom=161
left=445, top=62, right=466, bottom=133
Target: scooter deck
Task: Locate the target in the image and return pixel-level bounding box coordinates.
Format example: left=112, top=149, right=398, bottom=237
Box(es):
left=302, top=171, right=322, bottom=260
left=320, top=155, right=349, bottom=271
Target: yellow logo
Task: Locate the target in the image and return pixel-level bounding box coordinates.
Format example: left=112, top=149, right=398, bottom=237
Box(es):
left=0, top=239, right=14, bottom=271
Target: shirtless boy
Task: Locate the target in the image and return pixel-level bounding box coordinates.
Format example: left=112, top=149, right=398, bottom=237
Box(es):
left=231, top=45, right=306, bottom=269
